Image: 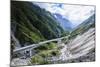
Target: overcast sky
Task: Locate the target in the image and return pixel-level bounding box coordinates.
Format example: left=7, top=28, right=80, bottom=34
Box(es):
left=34, top=2, right=95, bottom=26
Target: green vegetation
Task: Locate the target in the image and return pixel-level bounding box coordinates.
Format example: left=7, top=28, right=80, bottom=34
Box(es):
left=11, top=1, right=63, bottom=64
left=31, top=55, right=52, bottom=64
left=31, top=55, right=44, bottom=64
left=11, top=1, right=65, bottom=47
left=31, top=42, right=60, bottom=64
left=38, top=50, right=60, bottom=57
left=31, top=49, right=60, bottom=64
left=34, top=42, right=57, bottom=52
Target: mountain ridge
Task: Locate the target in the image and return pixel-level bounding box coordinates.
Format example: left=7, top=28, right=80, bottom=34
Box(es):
left=53, top=13, right=73, bottom=31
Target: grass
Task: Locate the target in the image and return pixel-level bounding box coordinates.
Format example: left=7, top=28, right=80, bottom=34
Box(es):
left=31, top=42, right=60, bottom=65
left=34, top=42, right=58, bottom=52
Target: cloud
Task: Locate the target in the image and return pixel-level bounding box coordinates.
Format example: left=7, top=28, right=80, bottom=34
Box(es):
left=33, top=2, right=95, bottom=26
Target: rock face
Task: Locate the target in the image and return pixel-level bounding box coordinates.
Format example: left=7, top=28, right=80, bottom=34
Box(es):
left=46, top=28, right=95, bottom=63
left=68, top=28, right=95, bottom=60
left=11, top=58, right=31, bottom=66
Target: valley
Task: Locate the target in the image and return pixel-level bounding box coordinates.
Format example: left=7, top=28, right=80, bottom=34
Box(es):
left=11, top=1, right=95, bottom=66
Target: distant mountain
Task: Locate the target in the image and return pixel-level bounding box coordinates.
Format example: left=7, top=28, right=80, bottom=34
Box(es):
left=53, top=13, right=72, bottom=31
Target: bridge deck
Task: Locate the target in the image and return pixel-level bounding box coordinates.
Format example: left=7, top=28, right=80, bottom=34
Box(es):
left=13, top=35, right=70, bottom=53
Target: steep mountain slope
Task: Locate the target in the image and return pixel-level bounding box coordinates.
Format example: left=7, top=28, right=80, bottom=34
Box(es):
left=11, top=1, right=65, bottom=47
left=75, top=14, right=95, bottom=30
left=43, top=14, right=95, bottom=63
left=67, top=28, right=95, bottom=63
left=70, top=14, right=95, bottom=39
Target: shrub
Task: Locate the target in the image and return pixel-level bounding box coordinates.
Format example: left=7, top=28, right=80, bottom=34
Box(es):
left=51, top=50, right=60, bottom=56
left=31, top=49, right=61, bottom=64
left=31, top=55, right=44, bottom=64
left=47, top=42, right=57, bottom=49
left=34, top=42, right=57, bottom=52
left=39, top=51, right=52, bottom=58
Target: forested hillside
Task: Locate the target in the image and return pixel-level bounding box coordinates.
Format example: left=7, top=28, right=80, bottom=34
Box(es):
left=11, top=1, right=65, bottom=47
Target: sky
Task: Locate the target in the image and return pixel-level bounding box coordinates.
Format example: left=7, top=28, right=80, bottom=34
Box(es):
left=34, top=2, right=95, bottom=27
